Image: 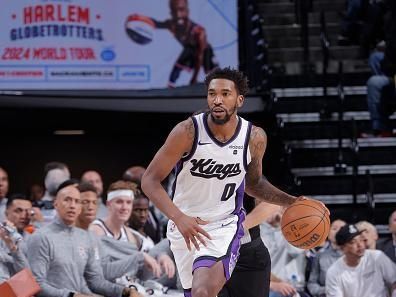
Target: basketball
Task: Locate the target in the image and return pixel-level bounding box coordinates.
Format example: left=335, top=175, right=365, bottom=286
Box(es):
left=125, top=14, right=155, bottom=45
left=281, top=199, right=330, bottom=250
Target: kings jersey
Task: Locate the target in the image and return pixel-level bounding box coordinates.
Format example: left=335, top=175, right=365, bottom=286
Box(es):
left=171, top=112, right=252, bottom=221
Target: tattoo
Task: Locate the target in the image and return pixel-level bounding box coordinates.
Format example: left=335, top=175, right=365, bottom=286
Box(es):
left=250, top=126, right=266, bottom=157
left=181, top=118, right=195, bottom=142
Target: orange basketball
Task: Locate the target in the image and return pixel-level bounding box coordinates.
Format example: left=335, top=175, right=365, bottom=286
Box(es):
left=281, top=199, right=330, bottom=250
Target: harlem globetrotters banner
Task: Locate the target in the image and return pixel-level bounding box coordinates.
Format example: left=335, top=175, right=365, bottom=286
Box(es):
left=0, top=0, right=237, bottom=90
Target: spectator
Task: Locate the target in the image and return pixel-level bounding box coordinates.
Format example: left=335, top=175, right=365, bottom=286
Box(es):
left=5, top=194, right=34, bottom=237
left=261, top=209, right=308, bottom=297
left=123, top=166, right=164, bottom=243
left=326, top=224, right=396, bottom=297
left=363, top=1, right=396, bottom=137
left=39, top=162, right=70, bottom=225
left=0, top=222, right=29, bottom=283
left=0, top=167, right=9, bottom=223
left=75, top=182, right=99, bottom=231
left=29, top=183, right=44, bottom=203
left=42, top=164, right=70, bottom=202
left=307, top=219, right=346, bottom=297
left=128, top=193, right=155, bottom=252
left=377, top=210, right=396, bottom=262
left=356, top=220, right=379, bottom=249
left=123, top=166, right=146, bottom=184
left=81, top=170, right=107, bottom=219
left=90, top=180, right=142, bottom=248
left=27, top=179, right=138, bottom=297
left=75, top=182, right=158, bottom=283
left=89, top=181, right=174, bottom=285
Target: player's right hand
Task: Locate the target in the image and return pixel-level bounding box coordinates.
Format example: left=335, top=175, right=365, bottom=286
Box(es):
left=175, top=214, right=211, bottom=251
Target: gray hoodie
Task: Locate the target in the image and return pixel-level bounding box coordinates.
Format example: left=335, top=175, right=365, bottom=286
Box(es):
left=0, top=239, right=29, bottom=283
left=27, top=216, right=124, bottom=297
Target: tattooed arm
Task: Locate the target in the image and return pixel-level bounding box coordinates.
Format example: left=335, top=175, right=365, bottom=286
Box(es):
left=142, top=118, right=211, bottom=250
left=245, top=126, right=298, bottom=207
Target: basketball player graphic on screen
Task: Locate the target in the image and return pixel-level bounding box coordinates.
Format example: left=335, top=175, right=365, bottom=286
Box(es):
left=126, top=0, right=218, bottom=87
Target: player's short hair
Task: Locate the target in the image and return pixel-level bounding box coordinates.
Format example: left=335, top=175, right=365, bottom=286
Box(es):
left=6, top=193, right=31, bottom=208
left=107, top=180, right=138, bottom=195
left=78, top=182, right=97, bottom=195
left=204, top=67, right=249, bottom=96
left=55, top=178, right=79, bottom=196
left=44, top=161, right=68, bottom=176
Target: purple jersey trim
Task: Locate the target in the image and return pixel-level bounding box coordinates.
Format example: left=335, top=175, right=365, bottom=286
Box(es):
left=232, top=180, right=245, bottom=215
left=203, top=112, right=242, bottom=147
left=192, top=211, right=245, bottom=281
left=170, top=160, right=184, bottom=200
left=243, top=121, right=252, bottom=171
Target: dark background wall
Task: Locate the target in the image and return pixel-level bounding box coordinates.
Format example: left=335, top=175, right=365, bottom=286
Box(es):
left=0, top=106, right=281, bottom=195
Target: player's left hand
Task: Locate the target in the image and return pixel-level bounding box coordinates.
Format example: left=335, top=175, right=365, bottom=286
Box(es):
left=157, top=254, right=176, bottom=278
left=296, top=196, right=330, bottom=216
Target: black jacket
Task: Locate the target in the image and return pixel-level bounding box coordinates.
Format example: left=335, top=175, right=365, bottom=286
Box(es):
left=377, top=237, right=396, bottom=263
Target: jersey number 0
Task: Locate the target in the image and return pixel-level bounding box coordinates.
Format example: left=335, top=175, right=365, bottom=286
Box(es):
left=221, top=183, right=236, bottom=201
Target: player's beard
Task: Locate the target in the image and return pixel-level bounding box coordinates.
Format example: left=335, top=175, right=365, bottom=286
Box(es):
left=209, top=104, right=237, bottom=125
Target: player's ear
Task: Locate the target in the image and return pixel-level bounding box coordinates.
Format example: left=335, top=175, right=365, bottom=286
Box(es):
left=237, top=95, right=244, bottom=108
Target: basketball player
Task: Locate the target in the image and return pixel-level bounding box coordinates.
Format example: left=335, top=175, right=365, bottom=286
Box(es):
left=130, top=0, right=218, bottom=87
left=142, top=67, right=329, bottom=297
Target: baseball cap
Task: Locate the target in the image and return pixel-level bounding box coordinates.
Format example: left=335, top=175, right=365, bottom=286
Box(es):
left=336, top=224, right=364, bottom=246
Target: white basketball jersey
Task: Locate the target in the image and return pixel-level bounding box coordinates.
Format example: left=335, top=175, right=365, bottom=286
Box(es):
left=171, top=112, right=252, bottom=221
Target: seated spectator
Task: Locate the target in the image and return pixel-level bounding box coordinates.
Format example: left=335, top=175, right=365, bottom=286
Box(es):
left=362, top=1, right=396, bottom=138
left=29, top=183, right=44, bottom=203
left=0, top=167, right=10, bottom=223
left=123, top=166, right=146, bottom=184
left=81, top=170, right=108, bottom=219
left=5, top=194, right=35, bottom=237
left=90, top=180, right=142, bottom=248
left=356, top=220, right=379, bottom=249
left=377, top=210, right=396, bottom=262
left=123, top=166, right=164, bottom=243
left=39, top=162, right=70, bottom=224
left=364, top=73, right=395, bottom=137
left=307, top=219, right=346, bottom=297
left=326, top=224, right=396, bottom=297
left=75, top=182, right=161, bottom=283
left=261, top=209, right=309, bottom=297
left=128, top=193, right=155, bottom=252
left=90, top=180, right=174, bottom=283
left=0, top=222, right=29, bottom=283
left=27, top=179, right=139, bottom=297
left=368, top=46, right=385, bottom=76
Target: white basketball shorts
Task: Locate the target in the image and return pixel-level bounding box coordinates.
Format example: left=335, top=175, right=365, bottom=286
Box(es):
left=166, top=212, right=245, bottom=292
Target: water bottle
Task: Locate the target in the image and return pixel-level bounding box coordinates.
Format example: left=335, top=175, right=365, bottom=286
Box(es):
left=0, top=223, right=23, bottom=244
left=290, top=274, right=298, bottom=288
